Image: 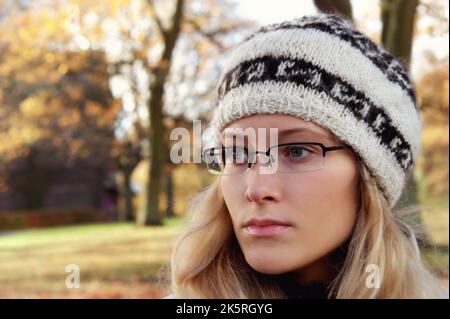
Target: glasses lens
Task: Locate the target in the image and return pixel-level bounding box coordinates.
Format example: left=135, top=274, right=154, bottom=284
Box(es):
left=271, top=144, right=324, bottom=173
left=203, top=147, right=249, bottom=175
left=203, top=148, right=224, bottom=175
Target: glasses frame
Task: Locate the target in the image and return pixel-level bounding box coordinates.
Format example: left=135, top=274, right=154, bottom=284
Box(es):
left=202, top=142, right=357, bottom=175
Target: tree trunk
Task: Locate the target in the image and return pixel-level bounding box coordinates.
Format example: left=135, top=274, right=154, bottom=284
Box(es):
left=119, top=168, right=134, bottom=221
left=27, top=150, right=45, bottom=209
left=165, top=165, right=175, bottom=218
left=381, top=0, right=418, bottom=67
left=314, top=0, right=353, bottom=20
left=137, top=0, right=184, bottom=226
left=138, top=81, right=164, bottom=225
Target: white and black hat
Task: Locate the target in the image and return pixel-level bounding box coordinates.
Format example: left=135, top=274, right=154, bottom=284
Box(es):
left=209, top=14, right=422, bottom=208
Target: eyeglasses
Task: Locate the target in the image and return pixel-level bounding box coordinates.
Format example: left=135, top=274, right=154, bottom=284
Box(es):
left=202, top=142, right=352, bottom=175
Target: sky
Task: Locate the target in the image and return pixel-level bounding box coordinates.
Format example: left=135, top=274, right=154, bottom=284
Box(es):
left=236, top=0, right=318, bottom=24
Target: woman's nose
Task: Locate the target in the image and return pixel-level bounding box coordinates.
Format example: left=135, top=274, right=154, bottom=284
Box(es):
left=244, top=169, right=282, bottom=204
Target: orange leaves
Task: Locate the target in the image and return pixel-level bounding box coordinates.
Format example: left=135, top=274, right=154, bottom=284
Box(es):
left=58, top=110, right=81, bottom=129
left=416, top=62, right=449, bottom=196
left=20, top=95, right=47, bottom=118
left=67, top=84, right=86, bottom=101
left=417, top=62, right=449, bottom=122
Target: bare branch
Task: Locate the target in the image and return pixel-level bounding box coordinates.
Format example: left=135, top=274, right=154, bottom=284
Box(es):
left=146, top=0, right=168, bottom=40
left=166, top=0, right=184, bottom=46
left=185, top=19, right=251, bottom=51
left=314, top=0, right=353, bottom=21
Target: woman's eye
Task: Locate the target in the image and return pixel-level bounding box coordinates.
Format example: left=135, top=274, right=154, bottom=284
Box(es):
left=285, top=146, right=311, bottom=160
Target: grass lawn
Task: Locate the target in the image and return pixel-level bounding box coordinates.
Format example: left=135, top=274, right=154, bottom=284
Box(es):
left=0, top=217, right=185, bottom=298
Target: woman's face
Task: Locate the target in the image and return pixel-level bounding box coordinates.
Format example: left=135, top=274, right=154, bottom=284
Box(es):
left=220, top=114, right=360, bottom=283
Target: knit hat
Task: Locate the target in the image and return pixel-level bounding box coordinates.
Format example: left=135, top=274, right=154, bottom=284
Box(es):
left=208, top=14, right=422, bottom=208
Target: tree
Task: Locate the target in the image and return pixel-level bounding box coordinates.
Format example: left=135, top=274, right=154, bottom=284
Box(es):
left=113, top=139, right=142, bottom=221
left=62, top=0, right=251, bottom=226
left=313, top=0, right=353, bottom=20
left=381, top=0, right=418, bottom=66
left=0, top=4, right=121, bottom=211
left=416, top=59, right=449, bottom=197
left=135, top=0, right=185, bottom=226
left=131, top=0, right=251, bottom=226
left=0, top=0, right=249, bottom=219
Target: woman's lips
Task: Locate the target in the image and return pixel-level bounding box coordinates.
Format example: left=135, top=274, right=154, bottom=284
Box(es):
left=243, top=224, right=291, bottom=236
left=243, top=219, right=291, bottom=237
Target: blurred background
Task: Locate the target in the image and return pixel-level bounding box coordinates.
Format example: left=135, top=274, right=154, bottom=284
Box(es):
left=0, top=0, right=448, bottom=298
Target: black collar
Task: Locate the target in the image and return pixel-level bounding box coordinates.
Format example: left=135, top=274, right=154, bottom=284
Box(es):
left=277, top=277, right=331, bottom=299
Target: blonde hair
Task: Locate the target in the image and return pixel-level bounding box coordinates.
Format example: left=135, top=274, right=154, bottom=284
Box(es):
left=167, top=162, right=448, bottom=298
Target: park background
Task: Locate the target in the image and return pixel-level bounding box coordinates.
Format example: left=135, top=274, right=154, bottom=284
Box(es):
left=0, top=0, right=448, bottom=298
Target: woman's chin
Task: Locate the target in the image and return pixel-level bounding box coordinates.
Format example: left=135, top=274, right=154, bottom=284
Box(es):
left=244, top=252, right=294, bottom=275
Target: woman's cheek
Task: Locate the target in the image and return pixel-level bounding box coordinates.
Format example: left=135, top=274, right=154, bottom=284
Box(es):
left=284, top=170, right=357, bottom=240
left=221, top=177, right=243, bottom=218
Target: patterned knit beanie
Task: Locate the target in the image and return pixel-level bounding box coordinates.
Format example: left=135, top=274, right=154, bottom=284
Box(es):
left=209, top=14, right=422, bottom=208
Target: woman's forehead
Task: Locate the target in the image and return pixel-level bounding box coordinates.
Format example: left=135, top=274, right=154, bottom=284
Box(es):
left=221, top=114, right=337, bottom=142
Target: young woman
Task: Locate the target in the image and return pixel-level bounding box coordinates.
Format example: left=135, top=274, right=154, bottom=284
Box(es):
left=164, top=14, right=448, bottom=298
